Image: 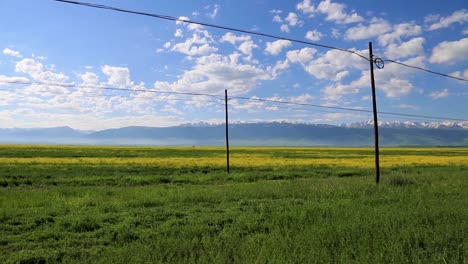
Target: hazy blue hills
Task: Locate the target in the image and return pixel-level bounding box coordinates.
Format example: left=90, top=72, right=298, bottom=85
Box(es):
left=0, top=122, right=467, bottom=146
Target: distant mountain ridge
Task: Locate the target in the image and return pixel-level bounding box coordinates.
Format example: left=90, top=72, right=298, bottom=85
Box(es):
left=0, top=121, right=467, bottom=146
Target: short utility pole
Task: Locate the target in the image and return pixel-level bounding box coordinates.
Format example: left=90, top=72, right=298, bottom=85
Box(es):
left=225, top=89, right=230, bottom=174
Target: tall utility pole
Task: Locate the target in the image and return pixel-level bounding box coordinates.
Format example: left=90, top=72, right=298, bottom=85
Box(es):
left=368, top=42, right=380, bottom=184
left=225, top=89, right=230, bottom=174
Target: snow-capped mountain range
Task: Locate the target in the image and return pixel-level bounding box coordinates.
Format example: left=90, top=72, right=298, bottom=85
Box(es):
left=340, top=120, right=468, bottom=130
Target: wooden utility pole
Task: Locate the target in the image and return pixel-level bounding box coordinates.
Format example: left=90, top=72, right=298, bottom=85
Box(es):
left=225, top=89, right=230, bottom=173
left=368, top=42, right=380, bottom=184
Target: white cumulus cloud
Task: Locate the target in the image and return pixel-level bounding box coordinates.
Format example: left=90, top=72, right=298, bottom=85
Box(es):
left=450, top=69, right=468, bottom=80
left=221, top=33, right=258, bottom=57
left=174, top=29, right=183, bottom=38
left=285, top=12, right=303, bottom=27
left=428, top=9, right=468, bottom=31
left=305, top=30, right=323, bottom=41
left=378, top=22, right=422, bottom=46
left=221, top=32, right=250, bottom=45
left=317, top=0, right=363, bottom=24
left=80, top=72, right=99, bottom=85
left=265, top=40, right=292, bottom=55
left=280, top=24, right=290, bottom=33
left=273, top=15, right=283, bottom=23
left=176, top=16, right=190, bottom=25
left=286, top=47, right=317, bottom=64
left=345, top=19, right=391, bottom=40
left=430, top=89, right=449, bottom=99
left=385, top=37, right=425, bottom=59
left=154, top=54, right=273, bottom=95
left=0, top=75, right=29, bottom=85
left=172, top=33, right=218, bottom=56
left=296, top=0, right=315, bottom=16
left=3, top=48, right=22, bottom=58
left=15, top=58, right=68, bottom=83
left=289, top=48, right=367, bottom=81
left=429, top=38, right=468, bottom=64
left=101, top=65, right=133, bottom=87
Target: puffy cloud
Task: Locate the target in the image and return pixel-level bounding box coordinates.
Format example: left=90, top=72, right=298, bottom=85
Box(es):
left=296, top=0, right=315, bottom=16
left=429, top=89, right=449, bottom=99
left=265, top=40, right=292, bottom=55
left=378, top=22, right=422, bottom=46
left=172, top=33, right=218, bottom=56
left=269, top=9, right=282, bottom=14
left=285, top=12, right=303, bottom=27
left=345, top=19, right=391, bottom=40
left=450, top=69, right=468, bottom=80
left=174, top=29, right=183, bottom=38
left=101, top=65, right=132, bottom=87
left=286, top=47, right=317, bottom=64
left=375, top=56, right=425, bottom=98
left=379, top=78, right=413, bottom=98
left=238, top=40, right=258, bottom=57
left=280, top=24, right=290, bottom=33
left=273, top=15, right=283, bottom=23
left=174, top=16, right=206, bottom=33
left=268, top=59, right=290, bottom=77
left=335, top=71, right=349, bottom=81
left=187, top=23, right=204, bottom=31
left=0, top=75, right=29, bottom=85
left=429, top=38, right=468, bottom=64
left=317, top=0, right=363, bottom=24
left=3, top=48, right=22, bottom=58
left=324, top=72, right=413, bottom=100
left=323, top=55, right=425, bottom=100
left=15, top=58, right=43, bottom=75
left=288, top=48, right=367, bottom=81
left=221, top=32, right=250, bottom=45
left=221, top=33, right=257, bottom=57
left=15, top=58, right=68, bottom=82
left=428, top=9, right=468, bottom=31
left=154, top=54, right=273, bottom=95
left=176, top=16, right=190, bottom=25
left=80, top=72, right=99, bottom=85
left=385, top=37, right=425, bottom=59
left=305, top=30, right=323, bottom=41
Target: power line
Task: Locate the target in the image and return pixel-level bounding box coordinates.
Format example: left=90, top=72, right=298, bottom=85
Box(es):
left=53, top=0, right=369, bottom=61
left=231, top=101, right=363, bottom=115
left=2, top=79, right=466, bottom=121
left=231, top=96, right=467, bottom=122
left=0, top=87, right=222, bottom=104
left=231, top=96, right=371, bottom=113
left=383, top=59, right=468, bottom=83
left=1, top=79, right=224, bottom=100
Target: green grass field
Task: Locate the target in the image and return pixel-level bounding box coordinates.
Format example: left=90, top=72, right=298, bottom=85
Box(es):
left=0, top=145, right=467, bottom=263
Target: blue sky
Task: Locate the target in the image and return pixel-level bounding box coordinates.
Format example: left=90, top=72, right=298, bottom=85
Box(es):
left=0, top=0, right=467, bottom=130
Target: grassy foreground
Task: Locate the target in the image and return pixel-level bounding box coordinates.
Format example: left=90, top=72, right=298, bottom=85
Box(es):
left=0, top=145, right=467, bottom=263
